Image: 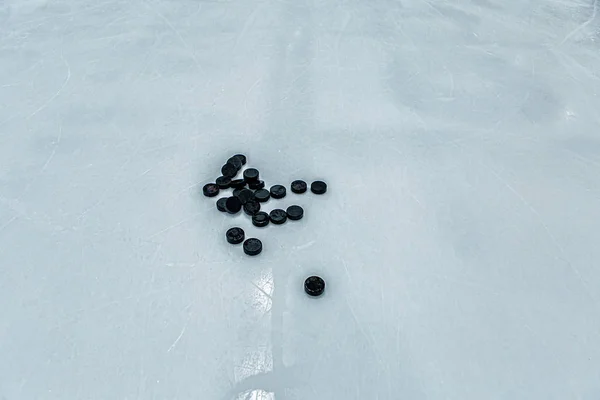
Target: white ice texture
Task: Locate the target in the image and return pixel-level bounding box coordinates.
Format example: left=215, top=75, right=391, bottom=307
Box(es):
left=1, top=0, right=600, bottom=399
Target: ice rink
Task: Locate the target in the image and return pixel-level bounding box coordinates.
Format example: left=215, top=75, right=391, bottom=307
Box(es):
left=2, top=0, right=600, bottom=399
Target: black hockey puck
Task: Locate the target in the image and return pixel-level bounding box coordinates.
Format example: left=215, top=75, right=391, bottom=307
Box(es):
left=304, top=276, right=325, bottom=297
left=269, top=209, right=287, bottom=224
left=216, top=197, right=228, bottom=212
left=236, top=189, right=255, bottom=204
left=230, top=179, right=246, bottom=189
left=243, top=200, right=261, bottom=216
left=233, top=154, right=247, bottom=165
left=254, top=189, right=270, bottom=203
left=221, top=163, right=237, bottom=178
left=202, top=183, right=220, bottom=197
left=286, top=205, right=304, bottom=221
left=215, top=176, right=231, bottom=189
left=243, top=168, right=260, bottom=183
left=233, top=188, right=242, bottom=198
left=225, top=196, right=242, bottom=214
left=249, top=180, right=265, bottom=190
left=252, top=211, right=270, bottom=227
left=310, top=180, right=327, bottom=195
left=227, top=156, right=243, bottom=171
left=270, top=185, right=286, bottom=199
left=291, top=180, right=307, bottom=194
left=226, top=227, right=245, bottom=244
left=243, top=238, right=262, bottom=256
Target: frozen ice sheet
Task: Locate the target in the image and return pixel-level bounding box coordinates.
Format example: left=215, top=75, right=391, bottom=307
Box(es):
left=1, top=0, right=600, bottom=399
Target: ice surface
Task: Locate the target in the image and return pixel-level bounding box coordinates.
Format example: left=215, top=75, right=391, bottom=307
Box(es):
left=1, top=0, right=600, bottom=399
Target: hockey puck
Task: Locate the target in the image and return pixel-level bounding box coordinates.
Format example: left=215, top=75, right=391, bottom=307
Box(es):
left=304, top=276, right=325, bottom=297
left=202, top=183, right=220, bottom=197
left=254, top=189, right=270, bottom=203
left=249, top=180, right=265, bottom=190
left=270, top=185, right=286, bottom=199
left=286, top=205, right=304, bottom=221
left=221, top=163, right=237, bottom=178
left=269, top=209, right=287, bottom=224
left=227, top=156, right=243, bottom=171
left=252, top=211, right=270, bottom=227
left=216, top=197, right=228, bottom=212
left=225, top=196, right=242, bottom=214
left=215, top=176, right=231, bottom=189
left=243, top=168, right=260, bottom=183
left=226, top=227, right=245, bottom=244
left=310, top=180, right=327, bottom=195
left=236, top=189, right=255, bottom=205
left=230, top=179, right=246, bottom=189
left=233, top=154, right=247, bottom=165
left=291, top=180, right=307, bottom=194
left=243, top=200, right=261, bottom=216
left=233, top=188, right=242, bottom=198
left=243, top=238, right=262, bottom=256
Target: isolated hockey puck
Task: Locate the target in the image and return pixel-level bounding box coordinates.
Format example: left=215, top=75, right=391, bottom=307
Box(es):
left=237, top=189, right=255, bottom=205
left=286, top=205, right=304, bottom=221
left=304, top=276, right=325, bottom=297
left=243, top=168, right=260, bottom=183
left=254, top=189, right=270, bottom=203
left=269, top=209, right=287, bottom=224
left=225, top=196, right=242, bottom=214
left=230, top=179, right=246, bottom=189
left=243, top=200, right=261, bottom=216
left=252, top=211, right=270, bottom=227
left=215, top=176, right=231, bottom=189
left=291, top=180, right=307, bottom=194
left=221, top=163, right=237, bottom=178
left=243, top=238, right=262, bottom=256
left=310, top=180, right=327, bottom=195
left=233, top=154, right=246, bottom=165
left=227, top=156, right=243, bottom=171
left=249, top=180, right=265, bottom=190
left=202, top=183, right=220, bottom=197
left=270, top=185, right=286, bottom=199
left=216, top=197, right=228, bottom=212
left=226, top=227, right=245, bottom=244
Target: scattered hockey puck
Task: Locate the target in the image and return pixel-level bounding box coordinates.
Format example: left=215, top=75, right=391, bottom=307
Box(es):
left=227, top=156, right=243, bottom=171
left=243, top=168, right=260, bottom=183
left=221, top=163, right=237, bottom=178
left=237, top=189, right=255, bottom=205
left=233, top=188, right=242, bottom=198
left=310, top=180, right=327, bottom=195
left=291, top=180, right=307, bottom=194
left=216, top=176, right=231, bottom=189
left=226, top=227, right=245, bottom=244
left=230, top=179, right=246, bottom=189
left=216, top=197, right=228, bottom=212
left=269, top=209, right=287, bottom=224
left=225, top=196, right=242, bottom=214
left=243, top=238, right=263, bottom=256
left=233, top=154, right=247, bottom=165
left=243, top=200, right=261, bottom=216
left=286, top=205, right=304, bottom=221
left=249, top=180, right=265, bottom=190
left=304, top=276, right=325, bottom=297
left=254, top=189, right=270, bottom=203
left=252, top=211, right=270, bottom=227
left=202, top=183, right=220, bottom=197
left=270, top=185, right=286, bottom=199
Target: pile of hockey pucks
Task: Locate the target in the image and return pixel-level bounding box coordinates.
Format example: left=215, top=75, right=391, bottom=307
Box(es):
left=202, top=153, right=328, bottom=297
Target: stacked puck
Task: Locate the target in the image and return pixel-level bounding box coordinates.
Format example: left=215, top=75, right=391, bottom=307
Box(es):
left=202, top=153, right=328, bottom=297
